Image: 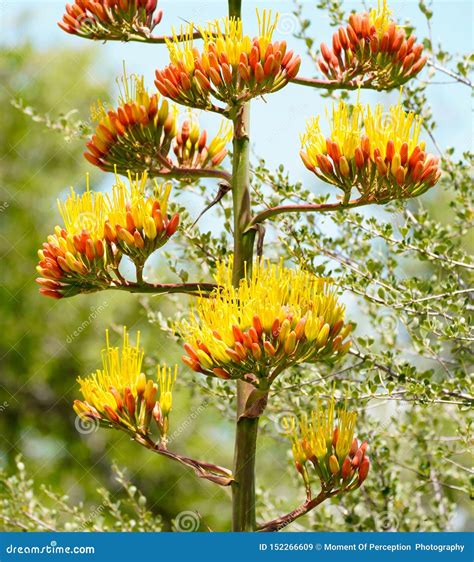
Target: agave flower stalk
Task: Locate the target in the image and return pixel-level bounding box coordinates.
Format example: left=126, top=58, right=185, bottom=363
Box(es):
left=103, top=173, right=179, bottom=277
left=258, top=400, right=369, bottom=532
left=36, top=181, right=113, bottom=299
left=74, top=328, right=233, bottom=485
left=287, top=400, right=370, bottom=493
left=36, top=173, right=180, bottom=298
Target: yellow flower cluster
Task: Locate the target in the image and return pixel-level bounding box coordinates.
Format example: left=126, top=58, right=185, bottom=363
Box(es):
left=173, top=115, right=233, bottom=170
left=180, top=260, right=351, bottom=387
left=301, top=95, right=441, bottom=203
left=74, top=327, right=177, bottom=438
left=85, top=72, right=232, bottom=175
left=155, top=10, right=301, bottom=110
left=286, top=399, right=370, bottom=491
left=36, top=173, right=179, bottom=299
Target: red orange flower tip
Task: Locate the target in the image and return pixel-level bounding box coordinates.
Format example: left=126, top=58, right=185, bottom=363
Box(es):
left=58, top=0, right=164, bottom=42
left=84, top=74, right=232, bottom=176
left=74, top=327, right=178, bottom=437
left=36, top=174, right=180, bottom=299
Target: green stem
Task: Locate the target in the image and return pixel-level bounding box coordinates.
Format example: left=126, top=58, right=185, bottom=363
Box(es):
left=232, top=411, right=259, bottom=531
left=228, top=0, right=259, bottom=529
left=228, top=0, right=242, bottom=18
left=248, top=197, right=372, bottom=227
left=231, top=102, right=258, bottom=532
left=107, top=281, right=216, bottom=296
left=231, top=103, right=255, bottom=285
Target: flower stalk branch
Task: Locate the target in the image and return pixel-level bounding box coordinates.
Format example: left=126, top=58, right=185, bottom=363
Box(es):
left=134, top=434, right=234, bottom=486
left=109, top=281, right=217, bottom=296
left=257, top=489, right=336, bottom=532
left=248, top=197, right=371, bottom=227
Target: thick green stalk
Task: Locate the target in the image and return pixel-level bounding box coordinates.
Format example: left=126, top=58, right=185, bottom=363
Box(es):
left=228, top=0, right=259, bottom=533
left=228, top=0, right=242, bottom=18
left=231, top=102, right=258, bottom=532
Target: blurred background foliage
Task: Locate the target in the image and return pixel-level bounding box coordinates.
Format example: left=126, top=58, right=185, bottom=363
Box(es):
left=0, top=0, right=473, bottom=533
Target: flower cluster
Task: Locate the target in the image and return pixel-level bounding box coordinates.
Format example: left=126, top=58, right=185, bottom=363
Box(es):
left=180, top=260, right=352, bottom=388
left=173, top=117, right=232, bottom=170
left=286, top=400, right=370, bottom=493
left=36, top=182, right=112, bottom=299
left=36, top=173, right=179, bottom=299
left=85, top=73, right=231, bottom=176
left=155, top=11, right=301, bottom=111
left=318, top=0, right=427, bottom=89
left=300, top=96, right=441, bottom=203
left=58, top=0, right=163, bottom=42
left=104, top=172, right=179, bottom=265
left=74, top=327, right=177, bottom=439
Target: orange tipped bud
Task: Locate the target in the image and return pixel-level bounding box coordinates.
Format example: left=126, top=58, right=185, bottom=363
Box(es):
left=354, top=147, right=365, bottom=169
left=358, top=457, right=370, bottom=483
left=213, top=368, right=231, bottom=380
left=166, top=213, right=180, bottom=236
left=329, top=454, right=340, bottom=475
left=124, top=387, right=135, bottom=417
left=341, top=456, right=352, bottom=479
left=103, top=404, right=120, bottom=424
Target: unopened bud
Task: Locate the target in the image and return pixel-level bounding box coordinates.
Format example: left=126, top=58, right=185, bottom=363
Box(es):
left=329, top=454, right=340, bottom=475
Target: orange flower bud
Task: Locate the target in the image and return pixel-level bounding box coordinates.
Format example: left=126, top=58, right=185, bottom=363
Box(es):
left=358, top=457, right=370, bottom=483
left=329, top=454, right=340, bottom=475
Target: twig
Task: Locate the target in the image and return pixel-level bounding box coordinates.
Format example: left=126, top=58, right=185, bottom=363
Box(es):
left=258, top=490, right=337, bottom=532
left=133, top=434, right=233, bottom=487
left=107, top=281, right=216, bottom=297
left=427, top=60, right=472, bottom=88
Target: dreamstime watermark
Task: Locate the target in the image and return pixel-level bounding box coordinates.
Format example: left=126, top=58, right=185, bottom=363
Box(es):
left=74, top=414, right=100, bottom=435
left=5, top=540, right=94, bottom=555
left=273, top=410, right=298, bottom=435
left=379, top=312, right=399, bottom=334
left=378, top=510, right=400, bottom=532
left=81, top=503, right=106, bottom=530
left=76, top=12, right=100, bottom=31
left=73, top=211, right=100, bottom=233
left=65, top=301, right=109, bottom=344
left=0, top=400, right=9, bottom=413
left=0, top=201, right=9, bottom=213
left=173, top=510, right=201, bottom=532
left=277, top=12, right=298, bottom=35
left=166, top=399, right=209, bottom=446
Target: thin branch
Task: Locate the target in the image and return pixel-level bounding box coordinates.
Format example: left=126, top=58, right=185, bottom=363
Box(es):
left=107, top=281, right=217, bottom=297
left=395, top=462, right=467, bottom=494
left=248, top=197, right=370, bottom=228
left=152, top=165, right=232, bottom=183
left=80, top=30, right=204, bottom=45
left=0, top=514, right=30, bottom=532
left=290, top=76, right=359, bottom=91
left=258, top=490, right=337, bottom=532
left=133, top=434, right=233, bottom=486
left=22, top=511, right=58, bottom=532
left=427, top=60, right=473, bottom=87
